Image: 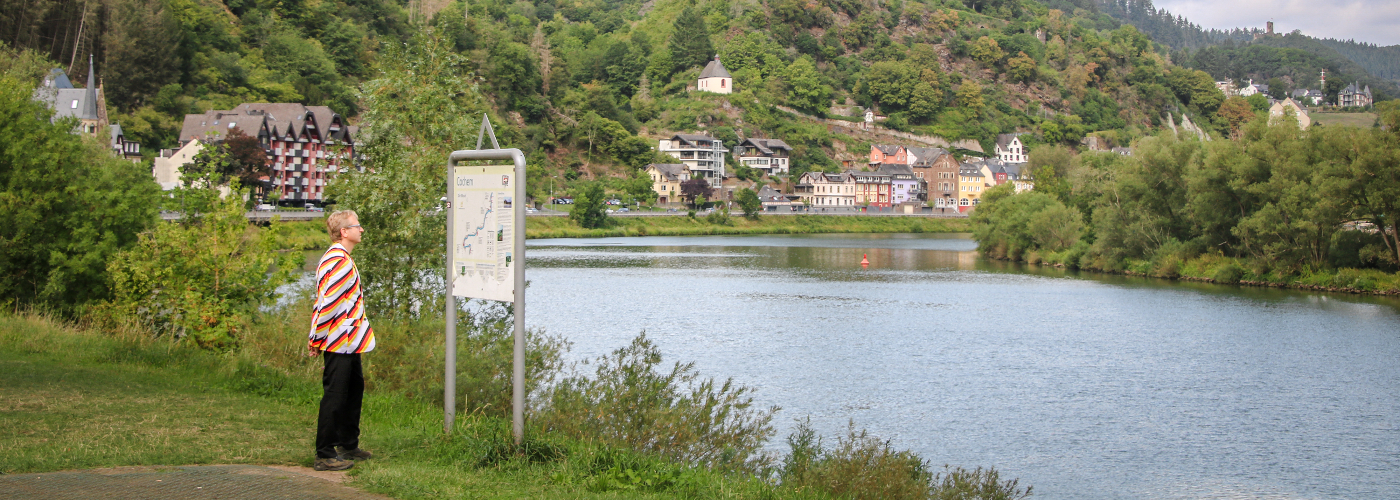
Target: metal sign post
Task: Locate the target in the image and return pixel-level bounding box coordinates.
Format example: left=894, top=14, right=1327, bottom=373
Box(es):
left=445, top=115, right=527, bottom=445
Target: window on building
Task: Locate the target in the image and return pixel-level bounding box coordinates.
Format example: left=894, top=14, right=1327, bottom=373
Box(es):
left=70, top=100, right=78, bottom=109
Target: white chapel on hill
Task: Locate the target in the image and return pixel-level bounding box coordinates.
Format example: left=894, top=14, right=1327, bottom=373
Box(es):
left=698, top=56, right=732, bottom=94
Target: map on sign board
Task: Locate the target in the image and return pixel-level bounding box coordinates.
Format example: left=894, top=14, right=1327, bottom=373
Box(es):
left=450, top=165, right=516, bottom=301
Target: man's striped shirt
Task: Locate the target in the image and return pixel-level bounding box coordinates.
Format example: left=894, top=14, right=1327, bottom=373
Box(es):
left=308, top=243, right=375, bottom=354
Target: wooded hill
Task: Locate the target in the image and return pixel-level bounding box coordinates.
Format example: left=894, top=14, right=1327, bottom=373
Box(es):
left=2, top=0, right=1392, bottom=194
left=1092, top=0, right=1400, bottom=98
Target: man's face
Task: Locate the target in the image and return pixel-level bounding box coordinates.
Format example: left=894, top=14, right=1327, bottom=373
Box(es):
left=342, top=216, right=365, bottom=245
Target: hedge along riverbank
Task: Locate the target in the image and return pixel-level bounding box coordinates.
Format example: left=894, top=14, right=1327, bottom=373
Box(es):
left=524, top=214, right=972, bottom=239
left=1005, top=245, right=1400, bottom=296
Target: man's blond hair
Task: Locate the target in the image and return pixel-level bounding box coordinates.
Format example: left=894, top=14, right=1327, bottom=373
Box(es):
left=327, top=210, right=359, bottom=242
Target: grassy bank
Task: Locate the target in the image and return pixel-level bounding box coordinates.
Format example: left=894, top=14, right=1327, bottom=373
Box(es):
left=0, top=311, right=1030, bottom=499
left=525, top=214, right=970, bottom=239
left=278, top=214, right=969, bottom=245
left=1015, top=247, right=1400, bottom=295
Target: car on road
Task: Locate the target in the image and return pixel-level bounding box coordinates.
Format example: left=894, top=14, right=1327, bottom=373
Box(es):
left=526, top=207, right=538, bottom=214
left=617, top=207, right=629, bottom=213
left=553, top=198, right=574, bottom=204
left=306, top=205, right=324, bottom=212
left=255, top=204, right=275, bottom=211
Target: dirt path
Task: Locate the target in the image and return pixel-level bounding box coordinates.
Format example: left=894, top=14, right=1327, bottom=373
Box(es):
left=0, top=464, right=394, bottom=500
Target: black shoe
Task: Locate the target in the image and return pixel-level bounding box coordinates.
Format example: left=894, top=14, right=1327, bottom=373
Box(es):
left=314, top=457, right=354, bottom=471
left=337, top=447, right=372, bottom=461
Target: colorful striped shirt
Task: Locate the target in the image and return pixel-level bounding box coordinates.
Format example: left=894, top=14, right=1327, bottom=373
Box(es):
left=308, top=243, right=376, bottom=354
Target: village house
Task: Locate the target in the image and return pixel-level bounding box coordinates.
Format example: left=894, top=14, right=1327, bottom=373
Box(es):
left=697, top=56, right=732, bottom=94
left=795, top=171, right=855, bottom=207
left=735, top=138, right=793, bottom=175
left=34, top=59, right=145, bottom=163
left=1269, top=98, right=1312, bottom=129
left=877, top=163, right=921, bottom=206
left=1291, top=88, right=1325, bottom=106
left=32, top=58, right=107, bottom=136
left=851, top=171, right=893, bottom=208
left=110, top=124, right=142, bottom=162
left=1238, top=79, right=1269, bottom=97
left=153, top=139, right=204, bottom=191
left=994, top=134, right=1028, bottom=163
left=1338, top=82, right=1373, bottom=108
left=908, top=148, right=960, bottom=210
left=645, top=163, right=690, bottom=204
left=958, top=159, right=991, bottom=212
left=869, top=145, right=907, bottom=165
left=756, top=185, right=796, bottom=211
left=658, top=133, right=727, bottom=184
left=179, top=103, right=358, bottom=205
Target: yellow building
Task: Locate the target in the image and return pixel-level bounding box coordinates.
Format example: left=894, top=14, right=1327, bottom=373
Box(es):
left=646, top=163, right=690, bottom=204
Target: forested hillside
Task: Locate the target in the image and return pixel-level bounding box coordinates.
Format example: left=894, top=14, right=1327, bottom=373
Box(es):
left=1180, top=33, right=1398, bottom=102
left=1316, top=38, right=1400, bottom=82
left=1093, top=0, right=1400, bottom=97
left=1, top=0, right=1391, bottom=190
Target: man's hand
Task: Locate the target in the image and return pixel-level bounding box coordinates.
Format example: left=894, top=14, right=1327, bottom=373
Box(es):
left=307, top=344, right=321, bottom=357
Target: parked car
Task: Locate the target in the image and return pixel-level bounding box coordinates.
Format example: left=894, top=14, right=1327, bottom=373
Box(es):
left=553, top=198, right=574, bottom=204
left=606, top=199, right=621, bottom=205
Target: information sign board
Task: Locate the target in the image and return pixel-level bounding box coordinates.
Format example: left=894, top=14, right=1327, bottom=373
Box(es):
left=449, top=164, right=517, bottom=301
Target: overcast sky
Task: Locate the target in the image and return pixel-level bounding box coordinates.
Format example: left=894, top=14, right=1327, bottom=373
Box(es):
left=1150, top=0, right=1400, bottom=46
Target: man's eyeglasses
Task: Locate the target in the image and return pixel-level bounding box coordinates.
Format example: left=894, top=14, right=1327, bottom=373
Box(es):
left=346, top=224, right=362, bottom=229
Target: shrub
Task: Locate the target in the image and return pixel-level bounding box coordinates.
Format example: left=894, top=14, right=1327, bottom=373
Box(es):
left=1212, top=263, right=1245, bottom=285
left=706, top=206, right=732, bottom=225
left=538, top=332, right=777, bottom=470
left=779, top=419, right=1032, bottom=500
left=1154, top=256, right=1181, bottom=279
left=781, top=420, right=933, bottom=499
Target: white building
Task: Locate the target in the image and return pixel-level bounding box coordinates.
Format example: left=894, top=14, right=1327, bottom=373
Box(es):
left=734, top=138, right=793, bottom=175
left=658, top=133, right=727, bottom=183
left=1238, top=79, right=1268, bottom=97
left=794, top=171, right=855, bottom=207
left=697, top=56, right=732, bottom=94
left=153, top=139, right=205, bottom=191
left=994, top=133, right=1027, bottom=164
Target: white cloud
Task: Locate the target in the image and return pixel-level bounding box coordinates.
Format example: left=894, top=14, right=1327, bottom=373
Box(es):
left=1151, top=0, right=1400, bottom=46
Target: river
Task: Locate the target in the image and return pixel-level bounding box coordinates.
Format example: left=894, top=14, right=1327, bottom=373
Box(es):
left=522, top=233, right=1400, bottom=499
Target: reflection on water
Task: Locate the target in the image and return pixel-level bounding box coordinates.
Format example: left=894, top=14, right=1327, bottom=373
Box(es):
left=523, top=233, right=1400, bottom=500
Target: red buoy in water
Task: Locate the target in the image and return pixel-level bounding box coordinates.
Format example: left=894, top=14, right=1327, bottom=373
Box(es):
left=861, top=254, right=869, bottom=267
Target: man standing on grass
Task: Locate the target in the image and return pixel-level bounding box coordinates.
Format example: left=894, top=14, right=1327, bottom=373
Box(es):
left=308, top=210, right=375, bottom=471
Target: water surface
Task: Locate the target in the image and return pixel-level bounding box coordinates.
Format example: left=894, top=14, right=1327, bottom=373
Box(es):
left=523, top=233, right=1400, bottom=499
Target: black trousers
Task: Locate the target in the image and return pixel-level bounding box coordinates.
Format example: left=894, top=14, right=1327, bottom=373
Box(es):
left=315, top=351, right=364, bottom=459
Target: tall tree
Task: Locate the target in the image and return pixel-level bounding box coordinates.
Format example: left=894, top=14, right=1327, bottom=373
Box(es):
left=224, top=128, right=269, bottom=190
left=0, top=76, right=159, bottom=312
left=102, top=0, right=181, bottom=109
left=328, top=32, right=485, bottom=319
left=569, top=181, right=609, bottom=229
left=668, top=6, right=713, bottom=75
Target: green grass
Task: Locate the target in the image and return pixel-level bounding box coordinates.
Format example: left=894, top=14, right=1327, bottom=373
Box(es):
left=1310, top=111, right=1377, bottom=128
left=0, top=315, right=311, bottom=473
left=526, top=214, right=970, bottom=239
left=0, top=313, right=758, bottom=498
